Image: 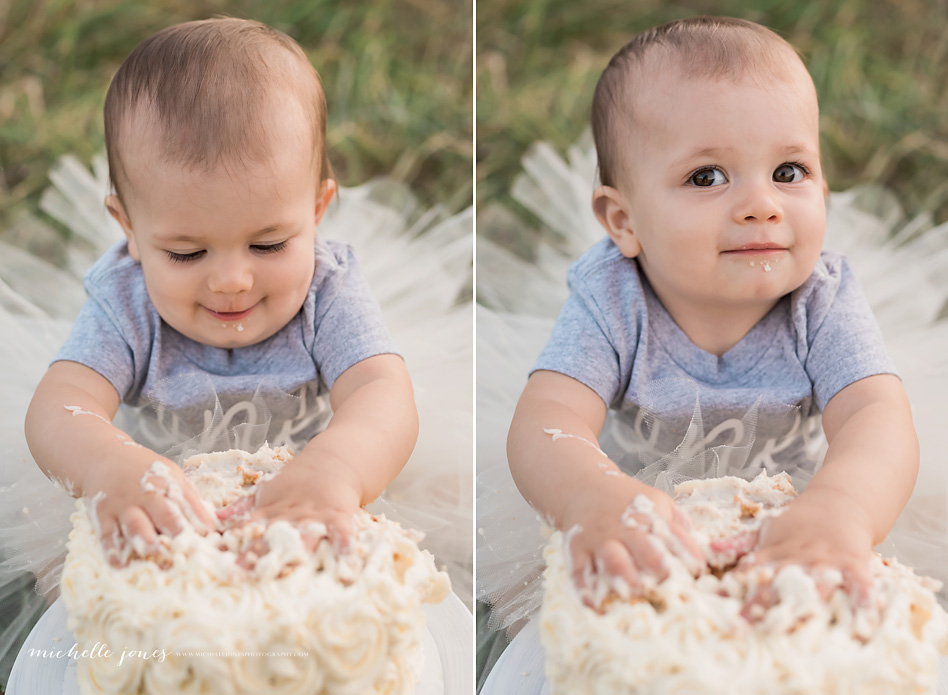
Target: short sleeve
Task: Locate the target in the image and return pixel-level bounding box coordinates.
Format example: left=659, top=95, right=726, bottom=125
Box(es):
left=54, top=297, right=136, bottom=398
left=800, top=255, right=897, bottom=410
left=531, top=286, right=623, bottom=407
left=311, top=242, right=399, bottom=389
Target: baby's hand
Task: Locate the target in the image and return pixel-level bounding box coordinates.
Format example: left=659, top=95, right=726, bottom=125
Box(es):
left=730, top=487, right=874, bottom=618
left=218, top=456, right=362, bottom=567
left=562, top=475, right=704, bottom=606
left=83, top=457, right=216, bottom=567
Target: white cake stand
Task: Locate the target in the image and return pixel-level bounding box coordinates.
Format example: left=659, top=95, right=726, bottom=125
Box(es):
left=481, top=617, right=948, bottom=695
left=7, top=592, right=472, bottom=695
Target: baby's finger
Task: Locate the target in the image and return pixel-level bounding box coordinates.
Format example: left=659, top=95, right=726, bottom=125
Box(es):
left=298, top=523, right=330, bottom=553
left=739, top=541, right=777, bottom=569
left=841, top=566, right=872, bottom=609
left=597, top=539, right=641, bottom=592
left=741, top=581, right=778, bottom=622
left=670, top=509, right=705, bottom=560
left=800, top=565, right=841, bottom=603
left=179, top=480, right=217, bottom=532
left=621, top=533, right=666, bottom=583
left=217, top=494, right=256, bottom=525
left=326, top=514, right=354, bottom=554
left=143, top=496, right=186, bottom=537
left=236, top=535, right=270, bottom=570
left=709, top=530, right=759, bottom=560
left=96, top=514, right=123, bottom=567
left=568, top=537, right=595, bottom=599
left=569, top=546, right=592, bottom=590
left=666, top=528, right=705, bottom=576
left=117, top=507, right=159, bottom=559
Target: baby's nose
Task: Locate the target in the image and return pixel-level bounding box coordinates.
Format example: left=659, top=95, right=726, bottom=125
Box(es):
left=207, top=257, right=253, bottom=294
left=735, top=182, right=782, bottom=223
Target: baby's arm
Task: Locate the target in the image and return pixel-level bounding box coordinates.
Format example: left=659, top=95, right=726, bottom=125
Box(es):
left=508, top=370, right=703, bottom=599
left=25, top=361, right=216, bottom=564
left=235, top=354, right=417, bottom=548
left=747, top=374, right=917, bottom=604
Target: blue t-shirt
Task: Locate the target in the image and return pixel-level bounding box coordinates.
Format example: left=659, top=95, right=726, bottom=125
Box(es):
left=533, top=238, right=896, bottom=480
left=55, top=238, right=398, bottom=454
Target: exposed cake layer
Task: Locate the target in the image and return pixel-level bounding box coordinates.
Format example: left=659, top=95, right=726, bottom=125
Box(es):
left=541, top=472, right=948, bottom=695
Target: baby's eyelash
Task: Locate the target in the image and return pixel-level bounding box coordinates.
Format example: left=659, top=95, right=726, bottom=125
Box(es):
left=251, top=241, right=288, bottom=254
left=165, top=241, right=288, bottom=263
left=686, top=166, right=727, bottom=187
left=167, top=250, right=204, bottom=264
left=773, top=161, right=812, bottom=184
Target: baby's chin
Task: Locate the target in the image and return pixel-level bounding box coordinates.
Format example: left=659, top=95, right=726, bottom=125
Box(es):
left=162, top=314, right=282, bottom=349
left=719, top=261, right=814, bottom=299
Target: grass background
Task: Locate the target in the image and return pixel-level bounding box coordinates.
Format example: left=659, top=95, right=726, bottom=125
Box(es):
left=0, top=0, right=474, bottom=237
left=0, top=1, right=470, bottom=690
left=477, top=0, right=948, bottom=229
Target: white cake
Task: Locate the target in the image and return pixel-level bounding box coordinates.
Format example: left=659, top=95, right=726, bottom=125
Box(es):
left=60, top=444, right=450, bottom=695
left=541, top=471, right=948, bottom=694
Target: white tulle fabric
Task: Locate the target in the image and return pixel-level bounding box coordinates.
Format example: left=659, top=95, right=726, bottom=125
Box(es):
left=476, top=132, right=948, bottom=640
left=0, top=156, right=473, bottom=678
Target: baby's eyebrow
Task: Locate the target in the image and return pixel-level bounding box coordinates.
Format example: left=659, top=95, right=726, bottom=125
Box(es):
left=153, top=225, right=284, bottom=244
left=778, top=143, right=816, bottom=157
left=687, top=146, right=733, bottom=160
left=674, top=143, right=816, bottom=168
left=671, top=146, right=734, bottom=169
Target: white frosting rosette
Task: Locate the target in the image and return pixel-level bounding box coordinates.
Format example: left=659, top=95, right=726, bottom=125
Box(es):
left=541, top=472, right=948, bottom=695
left=60, top=444, right=450, bottom=695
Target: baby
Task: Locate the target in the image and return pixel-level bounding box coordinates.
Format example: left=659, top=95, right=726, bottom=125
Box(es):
left=24, top=18, right=418, bottom=565
left=507, top=17, right=918, bottom=612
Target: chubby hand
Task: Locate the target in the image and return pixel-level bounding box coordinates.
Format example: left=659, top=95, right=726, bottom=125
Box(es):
left=83, top=456, right=217, bottom=568
left=722, top=487, right=874, bottom=619
left=217, top=455, right=363, bottom=567
left=563, top=475, right=704, bottom=605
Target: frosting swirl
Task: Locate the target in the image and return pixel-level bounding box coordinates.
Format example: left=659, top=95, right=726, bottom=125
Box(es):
left=541, top=472, right=948, bottom=694
left=61, top=444, right=450, bottom=695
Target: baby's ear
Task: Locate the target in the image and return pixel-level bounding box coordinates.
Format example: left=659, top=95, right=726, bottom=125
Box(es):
left=105, top=195, right=140, bottom=261
left=314, top=179, right=338, bottom=227
left=592, top=186, right=641, bottom=258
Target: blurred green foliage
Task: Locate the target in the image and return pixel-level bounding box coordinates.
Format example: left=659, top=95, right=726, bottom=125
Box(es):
left=477, top=0, right=948, bottom=226
left=0, top=0, right=474, bottom=234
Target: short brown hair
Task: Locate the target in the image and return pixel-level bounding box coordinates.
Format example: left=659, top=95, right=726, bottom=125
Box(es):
left=105, top=17, right=332, bottom=204
left=591, top=17, right=806, bottom=188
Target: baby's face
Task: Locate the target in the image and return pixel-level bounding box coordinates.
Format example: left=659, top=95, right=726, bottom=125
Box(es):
left=605, top=66, right=825, bottom=320
left=108, top=136, right=334, bottom=349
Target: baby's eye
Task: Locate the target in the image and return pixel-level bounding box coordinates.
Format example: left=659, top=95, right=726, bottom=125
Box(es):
left=689, top=167, right=728, bottom=187
left=251, top=240, right=289, bottom=254
left=167, top=250, right=205, bottom=264
left=773, top=163, right=807, bottom=183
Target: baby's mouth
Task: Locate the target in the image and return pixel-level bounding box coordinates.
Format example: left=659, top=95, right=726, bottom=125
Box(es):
left=722, top=244, right=787, bottom=255
left=204, top=304, right=257, bottom=322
